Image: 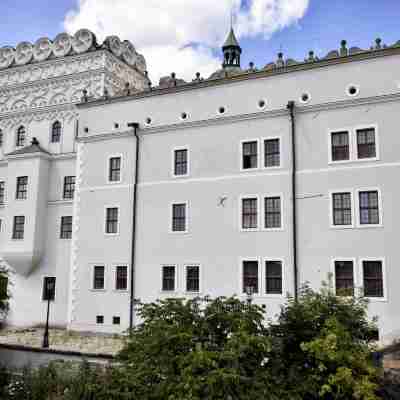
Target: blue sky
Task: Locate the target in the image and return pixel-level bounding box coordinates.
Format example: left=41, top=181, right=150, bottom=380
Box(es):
left=1, top=0, right=400, bottom=81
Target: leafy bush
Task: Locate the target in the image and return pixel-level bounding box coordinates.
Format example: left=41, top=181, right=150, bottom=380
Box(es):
left=0, top=267, right=10, bottom=323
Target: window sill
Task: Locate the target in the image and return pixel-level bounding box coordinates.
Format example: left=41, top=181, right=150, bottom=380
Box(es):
left=89, top=289, right=107, bottom=293
left=106, top=180, right=122, bottom=185
left=356, top=224, right=383, bottom=229
left=171, top=174, right=190, bottom=179
left=364, top=296, right=387, bottom=303
left=261, top=227, right=284, bottom=232
left=330, top=224, right=354, bottom=230
left=104, top=232, right=120, bottom=236
left=113, top=289, right=129, bottom=293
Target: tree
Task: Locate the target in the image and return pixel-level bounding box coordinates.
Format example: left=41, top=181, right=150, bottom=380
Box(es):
left=0, top=267, right=9, bottom=324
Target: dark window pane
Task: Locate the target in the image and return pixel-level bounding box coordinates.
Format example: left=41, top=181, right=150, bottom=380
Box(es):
left=51, top=121, right=61, bottom=143
left=242, top=198, right=258, bottom=229
left=12, top=216, right=25, bottom=240
left=116, top=266, right=128, bottom=290
left=265, top=197, right=281, bottom=228
left=63, top=176, right=75, bottom=199
left=96, top=315, right=104, bottom=324
left=331, top=131, right=349, bottom=161
left=357, top=128, right=376, bottom=159
left=0, top=129, right=3, bottom=147
left=60, top=216, right=72, bottom=239
left=186, top=265, right=199, bottom=292
left=42, top=277, right=56, bottom=301
left=264, top=139, right=280, bottom=167
left=242, top=141, right=258, bottom=169
left=243, top=261, right=258, bottom=294
left=332, top=192, right=352, bottom=226
left=113, top=316, right=120, bottom=325
left=16, top=176, right=28, bottom=200
left=106, top=207, right=119, bottom=233
left=109, top=157, right=121, bottom=182
left=174, top=149, right=188, bottom=176
left=335, top=261, right=354, bottom=296
left=172, top=203, right=186, bottom=232
left=162, top=266, right=175, bottom=291
left=265, top=261, right=282, bottom=294
left=359, top=191, right=379, bottom=225
left=16, top=126, right=26, bottom=147
left=93, top=266, right=105, bottom=290
left=0, top=182, right=5, bottom=204
left=363, top=261, right=383, bottom=297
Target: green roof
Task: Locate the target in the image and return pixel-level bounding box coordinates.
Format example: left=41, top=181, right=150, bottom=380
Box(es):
left=223, top=28, right=240, bottom=48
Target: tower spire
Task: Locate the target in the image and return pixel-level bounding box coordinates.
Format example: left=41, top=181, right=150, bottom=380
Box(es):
left=222, top=20, right=242, bottom=69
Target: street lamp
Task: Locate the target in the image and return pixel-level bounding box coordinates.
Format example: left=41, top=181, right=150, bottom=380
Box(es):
left=42, top=278, right=55, bottom=348
left=245, top=286, right=254, bottom=306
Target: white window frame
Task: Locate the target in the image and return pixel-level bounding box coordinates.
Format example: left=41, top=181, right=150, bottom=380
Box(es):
left=239, top=195, right=260, bottom=232
left=113, top=264, right=130, bottom=292
left=104, top=205, right=120, bottom=236
left=15, top=125, right=27, bottom=148
left=330, top=258, right=357, bottom=297
left=160, top=264, right=178, bottom=293
left=359, top=258, right=387, bottom=302
left=263, top=258, right=285, bottom=298
left=171, top=146, right=190, bottom=178
left=61, top=175, right=75, bottom=201
left=329, top=190, right=355, bottom=229
left=240, top=139, right=260, bottom=171
left=239, top=257, right=261, bottom=297
left=184, top=264, right=202, bottom=294
left=327, top=128, right=352, bottom=164
left=262, top=193, right=284, bottom=231
left=107, top=154, right=123, bottom=184
left=353, top=124, right=380, bottom=162
left=355, top=188, right=383, bottom=228
left=90, top=264, right=107, bottom=292
left=49, top=120, right=63, bottom=144
left=170, top=201, right=189, bottom=234
left=262, top=136, right=282, bottom=169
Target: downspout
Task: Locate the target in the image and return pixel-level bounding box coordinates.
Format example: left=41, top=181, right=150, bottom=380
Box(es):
left=287, top=101, right=298, bottom=300
left=127, top=122, right=140, bottom=330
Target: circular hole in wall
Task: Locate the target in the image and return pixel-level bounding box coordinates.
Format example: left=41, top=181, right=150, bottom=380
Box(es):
left=145, top=117, right=152, bottom=125
left=300, top=93, right=310, bottom=103
left=114, top=123, right=119, bottom=129
left=218, top=106, right=226, bottom=114
left=181, top=112, right=188, bottom=120
left=258, top=99, right=266, bottom=109
left=347, top=85, right=359, bottom=97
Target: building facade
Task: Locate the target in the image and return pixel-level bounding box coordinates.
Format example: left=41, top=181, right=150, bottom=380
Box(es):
left=1, top=29, right=400, bottom=344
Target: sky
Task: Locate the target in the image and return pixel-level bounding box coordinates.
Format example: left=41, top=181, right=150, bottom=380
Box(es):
left=1, top=0, right=400, bottom=83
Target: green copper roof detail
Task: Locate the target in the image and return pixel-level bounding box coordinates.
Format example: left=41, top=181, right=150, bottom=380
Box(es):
left=223, top=28, right=240, bottom=48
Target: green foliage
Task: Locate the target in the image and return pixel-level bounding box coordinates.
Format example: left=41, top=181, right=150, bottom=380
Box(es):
left=0, top=267, right=10, bottom=322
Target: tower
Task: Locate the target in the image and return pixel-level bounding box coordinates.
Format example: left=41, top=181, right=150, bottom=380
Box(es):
left=222, top=27, right=242, bottom=68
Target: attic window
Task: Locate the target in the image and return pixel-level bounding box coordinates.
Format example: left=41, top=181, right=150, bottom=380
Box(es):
left=258, top=100, right=266, bottom=109
left=218, top=107, right=226, bottom=114
left=300, top=93, right=310, bottom=104
left=347, top=85, right=359, bottom=97
left=114, top=123, right=119, bottom=129
left=181, top=112, right=188, bottom=120
left=145, top=118, right=152, bottom=125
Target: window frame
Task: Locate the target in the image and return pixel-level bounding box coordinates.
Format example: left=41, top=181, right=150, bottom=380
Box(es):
left=359, top=258, right=386, bottom=301
left=91, top=264, right=106, bottom=291
left=184, top=264, right=201, bottom=294
left=62, top=176, right=75, bottom=200
left=161, top=264, right=178, bottom=293
left=50, top=120, right=62, bottom=144
left=262, top=136, right=282, bottom=169
left=354, top=124, right=379, bottom=162
left=239, top=195, right=260, bottom=232
left=107, top=154, right=123, bottom=184
left=331, top=258, right=357, bottom=297
left=262, top=194, right=283, bottom=231
left=239, top=258, right=261, bottom=296
left=15, top=176, right=28, bottom=200
left=329, top=190, right=354, bottom=229
left=170, top=201, right=189, bottom=234
left=264, top=258, right=284, bottom=297
left=0, top=181, right=5, bottom=205
left=60, top=216, right=73, bottom=239
left=355, top=188, right=383, bottom=228
left=114, top=264, right=129, bottom=292
left=12, top=215, right=25, bottom=240
left=16, top=126, right=26, bottom=148
left=328, top=128, right=352, bottom=164
left=171, top=146, right=190, bottom=178
left=240, top=139, right=260, bottom=171
left=104, top=205, right=120, bottom=235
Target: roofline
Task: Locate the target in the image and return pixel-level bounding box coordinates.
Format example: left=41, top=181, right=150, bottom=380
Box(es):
left=78, top=44, right=400, bottom=110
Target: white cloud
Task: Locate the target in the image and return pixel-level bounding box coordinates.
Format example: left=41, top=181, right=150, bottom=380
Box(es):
left=64, top=0, right=309, bottom=83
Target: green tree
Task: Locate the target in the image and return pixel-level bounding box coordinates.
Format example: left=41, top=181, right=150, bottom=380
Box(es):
left=0, top=267, right=9, bottom=323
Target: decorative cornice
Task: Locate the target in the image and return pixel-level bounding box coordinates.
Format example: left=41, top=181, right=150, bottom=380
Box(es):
left=77, top=129, right=135, bottom=143
left=6, top=151, right=51, bottom=161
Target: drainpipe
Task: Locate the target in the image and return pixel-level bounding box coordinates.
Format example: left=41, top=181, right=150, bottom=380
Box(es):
left=127, top=122, right=140, bottom=330
left=287, top=101, right=298, bottom=300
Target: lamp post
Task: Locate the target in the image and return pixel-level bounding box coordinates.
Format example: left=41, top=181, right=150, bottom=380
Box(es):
left=245, top=286, right=254, bottom=307
left=42, top=279, right=55, bottom=348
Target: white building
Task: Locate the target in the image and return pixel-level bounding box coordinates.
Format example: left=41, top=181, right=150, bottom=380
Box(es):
left=0, top=28, right=399, bottom=344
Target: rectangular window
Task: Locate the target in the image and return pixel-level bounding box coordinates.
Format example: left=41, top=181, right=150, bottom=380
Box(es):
left=331, top=131, right=349, bottom=161
left=242, top=198, right=258, bottom=229
left=242, top=141, right=258, bottom=169
left=42, top=277, right=56, bottom=301
left=12, top=216, right=25, bottom=240
left=186, top=265, right=200, bottom=292
left=108, top=157, right=121, bottom=182
left=363, top=260, right=384, bottom=298
left=105, top=207, right=119, bottom=234
left=116, top=266, right=128, bottom=291
left=332, top=192, right=352, bottom=226
left=357, top=128, right=376, bottom=159
left=60, top=216, right=72, bottom=239
left=265, top=260, right=282, bottom=294
left=0, top=182, right=4, bottom=205
left=96, top=315, right=104, bottom=324
left=93, top=266, right=105, bottom=290
left=174, top=149, right=188, bottom=176
left=359, top=191, right=379, bottom=225
left=162, top=266, right=176, bottom=291
left=0, top=276, right=8, bottom=300
left=242, top=260, right=258, bottom=294
left=113, top=316, right=120, bottom=325
left=16, top=176, right=28, bottom=200
left=264, top=138, right=280, bottom=167
left=63, top=176, right=75, bottom=199
left=172, top=203, right=186, bottom=232
left=0, top=130, right=3, bottom=147
left=334, top=261, right=354, bottom=296
left=264, top=197, right=281, bottom=229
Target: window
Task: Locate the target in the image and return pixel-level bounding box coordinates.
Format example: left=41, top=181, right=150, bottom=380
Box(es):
left=264, top=197, right=281, bottom=229
left=42, top=277, right=56, bottom=301
left=96, top=315, right=104, bottom=324
left=51, top=121, right=61, bottom=143
left=16, top=176, right=28, bottom=200
left=359, top=191, right=380, bottom=225
left=60, top=216, right=72, bottom=239
left=334, top=261, right=354, bottom=296
left=12, top=216, right=25, bottom=240
left=0, top=129, right=3, bottom=147
left=0, top=219, right=2, bottom=232
left=105, top=207, right=119, bottom=234
left=331, top=131, right=349, bottom=161
left=16, top=126, right=26, bottom=147
left=0, top=275, right=8, bottom=300
left=265, top=261, right=282, bottom=294
left=264, top=139, right=280, bottom=167
left=357, top=128, right=376, bottom=159
left=162, top=266, right=176, bottom=291
left=242, top=141, right=258, bottom=169
left=93, top=266, right=105, bottom=290
left=116, top=266, right=128, bottom=291
left=186, top=265, right=200, bottom=292
left=242, top=198, right=258, bottom=229
left=63, top=176, right=75, bottom=199
left=242, top=260, right=258, bottom=294
left=332, top=192, right=352, bottom=226
left=174, top=149, right=188, bottom=176
left=362, top=260, right=384, bottom=298
left=113, top=316, right=120, bottom=325
left=0, top=182, right=4, bottom=205
left=172, top=203, right=187, bottom=232
left=108, top=157, right=121, bottom=182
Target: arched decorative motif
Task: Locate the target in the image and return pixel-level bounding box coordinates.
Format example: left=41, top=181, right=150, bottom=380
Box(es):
left=51, top=120, right=61, bottom=143
left=16, top=125, right=26, bottom=147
